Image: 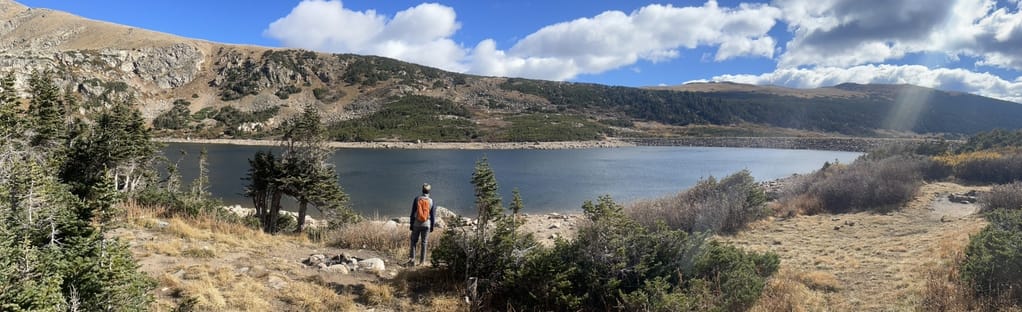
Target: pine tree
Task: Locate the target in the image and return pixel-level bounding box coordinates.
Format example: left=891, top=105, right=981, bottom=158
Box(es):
left=0, top=71, right=20, bottom=139
left=190, top=148, right=210, bottom=197
left=472, top=156, right=503, bottom=230
left=26, top=71, right=65, bottom=146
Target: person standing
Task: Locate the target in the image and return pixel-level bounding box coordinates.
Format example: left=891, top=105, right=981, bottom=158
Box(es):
left=409, top=183, right=436, bottom=266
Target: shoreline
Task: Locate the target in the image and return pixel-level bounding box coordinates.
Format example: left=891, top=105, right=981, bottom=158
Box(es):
left=155, top=137, right=635, bottom=150
left=154, top=136, right=947, bottom=152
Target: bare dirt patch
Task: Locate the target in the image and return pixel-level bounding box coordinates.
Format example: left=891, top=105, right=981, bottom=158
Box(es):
left=721, top=182, right=989, bottom=311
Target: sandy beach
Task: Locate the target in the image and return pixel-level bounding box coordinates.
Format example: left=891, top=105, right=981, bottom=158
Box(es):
left=155, top=137, right=636, bottom=150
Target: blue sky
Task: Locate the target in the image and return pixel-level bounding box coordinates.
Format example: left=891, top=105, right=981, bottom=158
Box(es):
left=17, top=0, right=1022, bottom=102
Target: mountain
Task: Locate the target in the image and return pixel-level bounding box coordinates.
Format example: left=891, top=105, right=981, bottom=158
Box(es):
left=3, top=0, right=1022, bottom=141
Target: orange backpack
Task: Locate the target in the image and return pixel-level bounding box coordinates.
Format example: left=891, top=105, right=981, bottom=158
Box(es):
left=415, top=197, right=431, bottom=222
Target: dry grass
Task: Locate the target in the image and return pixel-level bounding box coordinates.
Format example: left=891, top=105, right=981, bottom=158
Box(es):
left=751, top=268, right=827, bottom=312
left=280, top=281, right=356, bottom=312
left=725, top=182, right=989, bottom=310
left=361, top=283, right=395, bottom=307
left=329, top=220, right=443, bottom=258
left=800, top=271, right=841, bottom=292
left=144, top=239, right=183, bottom=256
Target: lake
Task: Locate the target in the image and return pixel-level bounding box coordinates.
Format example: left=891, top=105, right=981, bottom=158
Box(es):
left=163, top=143, right=861, bottom=218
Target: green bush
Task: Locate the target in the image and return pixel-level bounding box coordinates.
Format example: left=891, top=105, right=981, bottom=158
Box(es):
left=153, top=100, right=191, bottom=130
left=960, top=209, right=1022, bottom=304
left=629, top=170, right=767, bottom=234
left=329, top=95, right=477, bottom=142
left=980, top=182, right=1022, bottom=212
left=438, top=195, right=778, bottom=311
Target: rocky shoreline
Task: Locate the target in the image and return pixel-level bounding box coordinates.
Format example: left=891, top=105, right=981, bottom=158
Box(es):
left=155, top=137, right=634, bottom=150
left=624, top=136, right=954, bottom=152
left=157, top=136, right=955, bottom=152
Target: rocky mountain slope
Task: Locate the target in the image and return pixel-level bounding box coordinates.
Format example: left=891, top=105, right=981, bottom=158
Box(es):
left=3, top=0, right=1022, bottom=141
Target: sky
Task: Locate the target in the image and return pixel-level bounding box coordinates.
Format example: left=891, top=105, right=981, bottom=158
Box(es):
left=17, top=0, right=1022, bottom=103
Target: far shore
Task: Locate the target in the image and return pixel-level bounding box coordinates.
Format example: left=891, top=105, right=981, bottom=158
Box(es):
left=154, top=137, right=635, bottom=150
left=155, top=136, right=948, bottom=152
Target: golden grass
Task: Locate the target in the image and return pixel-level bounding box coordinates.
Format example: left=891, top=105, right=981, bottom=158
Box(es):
left=280, top=281, right=356, bottom=312
left=182, top=246, right=217, bottom=258
left=750, top=268, right=827, bottom=312
left=425, top=295, right=469, bottom=312
left=361, top=283, right=395, bottom=307
left=933, top=150, right=1002, bottom=168
left=330, top=220, right=444, bottom=258
left=145, top=239, right=183, bottom=256
left=800, top=271, right=841, bottom=292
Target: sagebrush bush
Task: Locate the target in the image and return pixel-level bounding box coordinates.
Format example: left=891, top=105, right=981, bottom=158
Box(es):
left=781, top=156, right=926, bottom=213
left=961, top=209, right=1022, bottom=304
left=954, top=154, right=1022, bottom=184
left=628, top=170, right=767, bottom=234
left=981, top=182, right=1022, bottom=212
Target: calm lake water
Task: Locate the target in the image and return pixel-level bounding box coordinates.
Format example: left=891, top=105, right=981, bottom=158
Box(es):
left=163, top=143, right=860, bottom=218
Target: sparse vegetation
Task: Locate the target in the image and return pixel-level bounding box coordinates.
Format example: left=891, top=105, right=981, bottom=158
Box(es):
left=432, top=158, right=778, bottom=311
left=495, top=114, right=611, bottom=142
left=780, top=156, right=927, bottom=214
left=153, top=99, right=192, bottom=130
left=329, top=95, right=478, bottom=142
left=629, top=170, right=768, bottom=234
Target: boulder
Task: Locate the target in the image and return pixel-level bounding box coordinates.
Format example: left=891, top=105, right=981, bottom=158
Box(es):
left=549, top=223, right=561, bottom=230
left=325, top=264, right=350, bottom=274
left=384, top=220, right=398, bottom=229
left=305, top=254, right=327, bottom=266
left=358, top=258, right=386, bottom=273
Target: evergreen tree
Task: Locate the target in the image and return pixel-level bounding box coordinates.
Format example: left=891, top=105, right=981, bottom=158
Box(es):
left=277, top=105, right=355, bottom=232
left=0, top=71, right=19, bottom=139
left=472, top=156, right=503, bottom=230
left=26, top=71, right=65, bottom=146
left=190, top=148, right=210, bottom=197
left=0, top=141, right=153, bottom=310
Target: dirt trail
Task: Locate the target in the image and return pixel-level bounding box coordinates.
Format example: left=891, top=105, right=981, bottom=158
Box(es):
left=721, top=182, right=989, bottom=311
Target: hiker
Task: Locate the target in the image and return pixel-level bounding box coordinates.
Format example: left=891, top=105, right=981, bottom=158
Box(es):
left=409, top=183, right=436, bottom=266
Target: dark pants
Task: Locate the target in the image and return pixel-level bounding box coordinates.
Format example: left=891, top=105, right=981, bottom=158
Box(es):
left=409, top=225, right=429, bottom=263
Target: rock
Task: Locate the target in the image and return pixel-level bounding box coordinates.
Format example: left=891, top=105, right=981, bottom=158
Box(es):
left=549, top=223, right=561, bottom=230
left=393, top=217, right=411, bottom=224
left=844, top=220, right=855, bottom=227
left=267, top=275, right=288, bottom=290
left=831, top=217, right=841, bottom=222
left=941, top=215, right=952, bottom=223
left=305, top=254, right=327, bottom=265
left=325, top=264, right=350, bottom=274
left=772, top=240, right=782, bottom=245
left=384, top=220, right=398, bottom=229
left=358, top=258, right=386, bottom=273
left=548, top=233, right=560, bottom=239
left=834, top=225, right=842, bottom=230
left=156, top=220, right=169, bottom=228
left=549, top=213, right=561, bottom=219
left=965, top=190, right=979, bottom=197
left=316, top=263, right=328, bottom=270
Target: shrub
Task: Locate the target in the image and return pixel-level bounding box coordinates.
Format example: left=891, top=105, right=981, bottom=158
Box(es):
left=960, top=209, right=1022, bottom=304
left=954, top=154, right=1022, bottom=184
left=981, top=182, right=1022, bottom=212
left=629, top=170, right=767, bottom=234
left=489, top=196, right=776, bottom=311
left=780, top=156, right=925, bottom=214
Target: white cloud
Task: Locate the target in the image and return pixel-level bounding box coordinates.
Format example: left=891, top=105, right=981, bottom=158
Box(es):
left=265, top=0, right=467, bottom=71
left=775, top=0, right=1022, bottom=71
left=482, top=2, right=782, bottom=79
left=711, top=65, right=1022, bottom=102
left=266, top=0, right=781, bottom=81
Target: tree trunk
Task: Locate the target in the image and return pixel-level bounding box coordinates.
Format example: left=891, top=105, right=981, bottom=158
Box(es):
left=295, top=198, right=308, bottom=233
left=267, top=190, right=282, bottom=233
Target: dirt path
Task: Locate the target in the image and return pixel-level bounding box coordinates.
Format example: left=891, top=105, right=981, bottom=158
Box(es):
left=720, top=182, right=989, bottom=311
